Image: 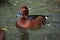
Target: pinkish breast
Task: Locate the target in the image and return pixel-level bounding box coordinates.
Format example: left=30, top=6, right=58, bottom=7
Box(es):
left=16, top=17, right=32, bottom=29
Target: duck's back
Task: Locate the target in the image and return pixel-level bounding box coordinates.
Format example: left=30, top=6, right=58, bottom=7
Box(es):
left=28, top=15, right=46, bottom=20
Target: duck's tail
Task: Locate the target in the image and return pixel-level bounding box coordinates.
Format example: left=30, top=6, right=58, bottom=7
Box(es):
left=42, top=15, right=49, bottom=25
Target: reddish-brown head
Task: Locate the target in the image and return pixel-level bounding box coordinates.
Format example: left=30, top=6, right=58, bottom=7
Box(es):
left=19, top=6, right=28, bottom=16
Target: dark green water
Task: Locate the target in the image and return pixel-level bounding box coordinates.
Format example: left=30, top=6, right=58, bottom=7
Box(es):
left=0, top=0, right=60, bottom=40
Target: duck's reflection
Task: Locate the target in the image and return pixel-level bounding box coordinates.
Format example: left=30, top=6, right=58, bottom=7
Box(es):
left=17, top=28, right=29, bottom=40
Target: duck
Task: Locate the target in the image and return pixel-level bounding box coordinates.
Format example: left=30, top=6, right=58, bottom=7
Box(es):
left=0, top=28, right=5, bottom=40
left=16, top=6, right=48, bottom=29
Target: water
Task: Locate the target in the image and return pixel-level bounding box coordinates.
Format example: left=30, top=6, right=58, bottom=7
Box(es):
left=0, top=0, right=60, bottom=40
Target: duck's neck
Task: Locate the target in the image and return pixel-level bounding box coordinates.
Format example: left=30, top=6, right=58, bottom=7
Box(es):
left=22, top=12, right=28, bottom=17
left=20, top=15, right=28, bottom=24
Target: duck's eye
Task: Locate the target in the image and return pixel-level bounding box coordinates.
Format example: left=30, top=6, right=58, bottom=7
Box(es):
left=16, top=12, right=22, bottom=17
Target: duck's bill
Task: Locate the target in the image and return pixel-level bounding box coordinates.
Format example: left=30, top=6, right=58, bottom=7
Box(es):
left=16, top=12, right=22, bottom=17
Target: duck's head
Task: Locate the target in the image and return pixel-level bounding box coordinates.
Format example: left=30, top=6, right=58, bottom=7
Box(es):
left=16, top=6, right=29, bottom=17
